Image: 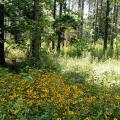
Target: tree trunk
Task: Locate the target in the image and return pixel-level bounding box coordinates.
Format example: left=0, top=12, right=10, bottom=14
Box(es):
left=68, top=0, right=71, bottom=10
left=110, top=0, right=118, bottom=49
left=63, top=2, right=67, bottom=14
left=0, top=3, right=5, bottom=65
left=103, top=0, right=110, bottom=50
left=62, top=2, right=67, bottom=47
left=57, top=3, right=62, bottom=53
left=99, top=0, right=103, bottom=37
left=94, top=0, right=99, bottom=43
left=52, top=0, right=56, bottom=49
left=81, top=0, right=84, bottom=38
left=31, top=0, right=41, bottom=59
left=78, top=0, right=84, bottom=38
left=88, top=0, right=91, bottom=20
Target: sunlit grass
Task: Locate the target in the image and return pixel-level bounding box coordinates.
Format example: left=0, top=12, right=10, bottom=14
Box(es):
left=58, top=55, right=120, bottom=87
left=93, top=59, right=120, bottom=74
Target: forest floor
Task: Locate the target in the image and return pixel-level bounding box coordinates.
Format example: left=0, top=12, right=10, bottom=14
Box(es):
left=1, top=54, right=120, bottom=119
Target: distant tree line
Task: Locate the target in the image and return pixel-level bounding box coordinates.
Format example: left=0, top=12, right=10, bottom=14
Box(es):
left=0, top=0, right=120, bottom=66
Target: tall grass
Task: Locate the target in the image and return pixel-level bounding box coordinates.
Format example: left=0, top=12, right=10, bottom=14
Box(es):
left=58, top=55, right=120, bottom=87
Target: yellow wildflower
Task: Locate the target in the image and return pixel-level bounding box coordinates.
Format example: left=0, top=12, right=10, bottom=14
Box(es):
left=83, top=105, right=89, bottom=110
left=87, top=96, right=96, bottom=104
left=115, top=96, right=120, bottom=100
left=27, top=90, right=36, bottom=96
left=0, top=98, right=6, bottom=102
left=79, top=98, right=83, bottom=103
left=68, top=111, right=74, bottom=115
left=84, top=116, right=92, bottom=120
left=9, top=93, right=18, bottom=100
left=114, top=118, right=118, bottom=120
left=65, top=85, right=70, bottom=96
left=57, top=118, right=62, bottom=120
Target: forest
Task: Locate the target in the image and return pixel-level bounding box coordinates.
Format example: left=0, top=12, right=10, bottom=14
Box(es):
left=0, top=0, right=120, bottom=119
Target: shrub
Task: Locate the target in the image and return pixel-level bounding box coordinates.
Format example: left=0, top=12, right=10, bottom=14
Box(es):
left=65, top=38, right=91, bottom=58
left=20, top=48, right=61, bottom=72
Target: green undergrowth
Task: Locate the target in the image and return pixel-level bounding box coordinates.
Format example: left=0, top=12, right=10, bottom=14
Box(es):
left=0, top=51, right=120, bottom=119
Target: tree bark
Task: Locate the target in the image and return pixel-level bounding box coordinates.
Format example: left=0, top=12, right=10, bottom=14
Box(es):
left=94, top=0, right=99, bottom=43
left=57, top=3, right=63, bottom=53
left=99, top=0, right=103, bottom=37
left=103, top=0, right=110, bottom=50
left=62, top=2, right=67, bottom=47
left=68, top=0, right=71, bottom=10
left=52, top=0, right=56, bottom=49
left=0, top=3, right=5, bottom=65
left=63, top=2, right=67, bottom=14
left=81, top=0, right=84, bottom=38
left=78, top=0, right=84, bottom=38
left=110, top=0, right=118, bottom=49
left=31, top=0, right=41, bottom=59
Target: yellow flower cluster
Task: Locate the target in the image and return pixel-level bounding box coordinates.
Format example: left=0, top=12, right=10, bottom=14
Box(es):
left=87, top=96, right=96, bottom=103
left=0, top=70, right=120, bottom=119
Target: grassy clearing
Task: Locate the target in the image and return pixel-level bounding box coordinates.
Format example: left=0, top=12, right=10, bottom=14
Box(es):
left=59, top=56, right=120, bottom=87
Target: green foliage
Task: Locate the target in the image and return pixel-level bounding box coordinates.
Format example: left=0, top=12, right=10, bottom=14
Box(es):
left=63, top=71, right=90, bottom=86
left=90, top=40, right=120, bottom=61
left=90, top=45, right=104, bottom=61
left=66, top=38, right=91, bottom=57
left=53, top=15, right=78, bottom=33
left=21, top=48, right=61, bottom=72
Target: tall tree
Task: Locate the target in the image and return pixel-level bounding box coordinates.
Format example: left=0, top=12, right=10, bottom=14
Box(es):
left=78, top=0, right=85, bottom=38
left=52, top=0, right=56, bottom=49
left=94, top=0, right=99, bottom=43
left=31, top=0, right=41, bottom=59
left=103, top=0, right=110, bottom=50
left=0, top=3, right=5, bottom=65
left=57, top=2, right=63, bottom=53
left=110, top=0, right=118, bottom=49
left=99, top=0, right=103, bottom=37
left=68, top=0, right=71, bottom=10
